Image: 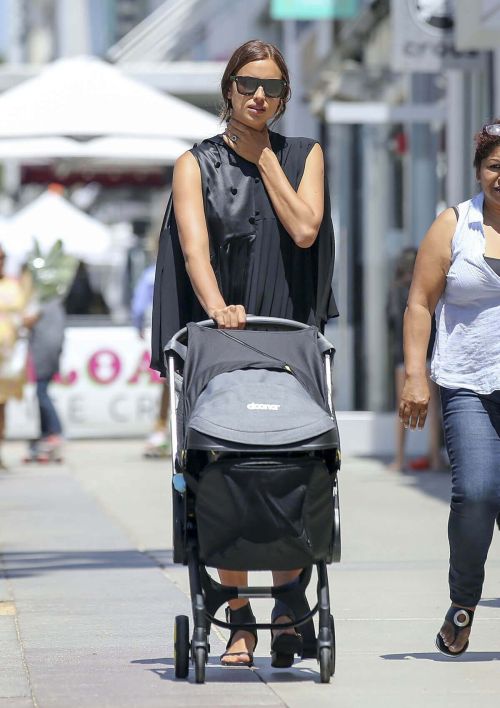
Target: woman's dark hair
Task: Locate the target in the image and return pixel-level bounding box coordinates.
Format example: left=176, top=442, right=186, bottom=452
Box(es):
left=220, top=39, right=291, bottom=125
left=473, top=118, right=500, bottom=169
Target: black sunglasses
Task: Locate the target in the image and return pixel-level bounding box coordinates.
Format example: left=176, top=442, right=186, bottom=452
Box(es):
left=230, top=75, right=287, bottom=99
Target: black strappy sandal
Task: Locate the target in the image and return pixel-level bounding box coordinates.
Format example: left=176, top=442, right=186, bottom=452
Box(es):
left=435, top=605, right=475, bottom=657
left=270, top=604, right=303, bottom=668
left=220, top=603, right=258, bottom=667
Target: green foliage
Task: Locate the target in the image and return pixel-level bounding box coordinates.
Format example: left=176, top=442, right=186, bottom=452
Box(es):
left=27, top=240, right=78, bottom=302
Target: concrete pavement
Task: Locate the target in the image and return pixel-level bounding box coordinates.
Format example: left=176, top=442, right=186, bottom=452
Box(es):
left=1, top=440, right=500, bottom=708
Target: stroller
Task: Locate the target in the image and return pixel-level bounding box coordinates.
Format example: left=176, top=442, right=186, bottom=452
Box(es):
left=165, top=316, right=341, bottom=683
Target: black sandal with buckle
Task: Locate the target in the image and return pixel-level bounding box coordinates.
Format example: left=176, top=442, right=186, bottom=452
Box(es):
left=435, top=605, right=475, bottom=657
left=270, top=601, right=303, bottom=668
left=220, top=603, right=258, bottom=667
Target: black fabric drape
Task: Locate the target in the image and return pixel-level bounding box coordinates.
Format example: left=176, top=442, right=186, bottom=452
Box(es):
left=151, top=131, right=338, bottom=376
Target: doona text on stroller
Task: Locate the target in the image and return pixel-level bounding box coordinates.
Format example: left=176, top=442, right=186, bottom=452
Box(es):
left=166, top=316, right=341, bottom=683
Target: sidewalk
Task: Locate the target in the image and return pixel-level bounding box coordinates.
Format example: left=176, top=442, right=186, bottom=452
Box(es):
left=1, top=440, right=499, bottom=708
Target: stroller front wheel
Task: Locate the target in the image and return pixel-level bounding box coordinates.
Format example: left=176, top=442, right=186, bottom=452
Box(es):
left=194, top=646, right=206, bottom=684
left=319, top=646, right=334, bottom=683
left=174, top=615, right=190, bottom=679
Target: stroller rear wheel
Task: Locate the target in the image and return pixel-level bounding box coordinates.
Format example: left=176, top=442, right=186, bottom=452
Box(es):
left=174, top=615, right=190, bottom=679
left=317, top=614, right=336, bottom=683
left=194, top=646, right=206, bottom=684
left=319, top=646, right=334, bottom=683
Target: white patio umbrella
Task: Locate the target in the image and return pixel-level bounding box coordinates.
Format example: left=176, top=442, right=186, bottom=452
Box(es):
left=0, top=56, right=221, bottom=142
left=0, top=135, right=191, bottom=164
left=2, top=190, right=113, bottom=267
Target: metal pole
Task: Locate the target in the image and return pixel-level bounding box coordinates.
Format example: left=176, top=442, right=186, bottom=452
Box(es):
left=446, top=70, right=467, bottom=206
left=409, top=74, right=438, bottom=244
left=494, top=49, right=500, bottom=117
left=283, top=19, right=298, bottom=136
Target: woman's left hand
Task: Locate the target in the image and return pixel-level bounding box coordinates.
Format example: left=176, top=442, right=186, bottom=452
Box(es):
left=223, top=118, right=271, bottom=164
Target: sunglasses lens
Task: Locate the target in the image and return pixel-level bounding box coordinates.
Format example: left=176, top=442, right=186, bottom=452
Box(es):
left=236, top=77, right=258, bottom=95
left=264, top=79, right=286, bottom=98
left=485, top=124, right=500, bottom=136
left=234, top=76, right=286, bottom=98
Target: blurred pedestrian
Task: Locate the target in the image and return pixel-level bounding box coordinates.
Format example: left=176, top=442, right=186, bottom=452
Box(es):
left=400, top=120, right=500, bottom=656
left=151, top=40, right=337, bottom=668
left=23, top=240, right=77, bottom=463
left=23, top=297, right=65, bottom=462
left=131, top=261, right=169, bottom=457
left=0, top=245, right=29, bottom=468
left=387, top=246, right=444, bottom=472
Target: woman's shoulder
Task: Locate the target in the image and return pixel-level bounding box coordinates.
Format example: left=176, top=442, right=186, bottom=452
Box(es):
left=190, top=133, right=225, bottom=155
left=174, top=134, right=223, bottom=170
left=270, top=131, right=320, bottom=154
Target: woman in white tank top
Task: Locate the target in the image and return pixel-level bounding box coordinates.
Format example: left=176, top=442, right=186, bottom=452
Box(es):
left=400, top=121, right=500, bottom=657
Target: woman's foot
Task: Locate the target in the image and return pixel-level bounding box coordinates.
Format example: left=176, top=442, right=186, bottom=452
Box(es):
left=272, top=614, right=299, bottom=640
left=436, top=604, right=475, bottom=656
left=271, top=615, right=303, bottom=668
left=220, top=603, right=258, bottom=667
left=220, top=630, right=257, bottom=666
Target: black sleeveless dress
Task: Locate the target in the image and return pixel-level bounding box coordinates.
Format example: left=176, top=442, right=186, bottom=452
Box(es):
left=151, top=130, right=338, bottom=375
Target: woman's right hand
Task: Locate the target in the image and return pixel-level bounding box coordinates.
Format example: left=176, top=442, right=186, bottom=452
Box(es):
left=399, top=374, right=430, bottom=430
left=208, top=304, right=246, bottom=329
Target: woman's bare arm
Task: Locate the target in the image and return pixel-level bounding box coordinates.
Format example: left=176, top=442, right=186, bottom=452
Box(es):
left=399, top=208, right=456, bottom=429
left=257, top=143, right=324, bottom=248
left=224, top=119, right=324, bottom=248
left=172, top=151, right=245, bottom=328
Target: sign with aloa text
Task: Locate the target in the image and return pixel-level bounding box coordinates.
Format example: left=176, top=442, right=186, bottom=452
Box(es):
left=7, top=327, right=164, bottom=439
left=391, top=0, right=480, bottom=72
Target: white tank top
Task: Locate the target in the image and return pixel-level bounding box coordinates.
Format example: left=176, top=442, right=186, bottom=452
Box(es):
left=430, top=192, right=500, bottom=394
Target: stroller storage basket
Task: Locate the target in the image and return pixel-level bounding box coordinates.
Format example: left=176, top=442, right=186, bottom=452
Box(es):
left=192, top=455, right=334, bottom=570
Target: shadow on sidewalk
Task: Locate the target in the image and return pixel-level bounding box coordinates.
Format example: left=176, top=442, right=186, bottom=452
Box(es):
left=367, top=456, right=452, bottom=505
left=131, top=656, right=323, bottom=683
left=0, top=548, right=174, bottom=578
left=479, top=597, right=500, bottom=608
left=381, top=651, right=500, bottom=662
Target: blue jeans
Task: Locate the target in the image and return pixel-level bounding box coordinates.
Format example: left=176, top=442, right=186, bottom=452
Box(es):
left=440, top=387, right=500, bottom=607
left=36, top=379, right=62, bottom=438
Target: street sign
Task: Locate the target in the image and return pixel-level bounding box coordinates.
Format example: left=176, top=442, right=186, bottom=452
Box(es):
left=391, top=0, right=482, bottom=72
left=270, top=0, right=359, bottom=20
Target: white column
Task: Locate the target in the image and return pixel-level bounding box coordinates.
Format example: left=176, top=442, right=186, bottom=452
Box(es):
left=326, top=123, right=354, bottom=410
left=56, top=0, right=91, bottom=57
left=7, top=0, right=24, bottom=62
left=362, top=124, right=390, bottom=411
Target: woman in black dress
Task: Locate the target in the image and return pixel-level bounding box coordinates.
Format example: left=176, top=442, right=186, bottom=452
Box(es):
left=152, top=39, right=337, bottom=667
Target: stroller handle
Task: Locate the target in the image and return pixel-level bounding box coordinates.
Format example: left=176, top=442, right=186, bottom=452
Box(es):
left=164, top=315, right=335, bottom=358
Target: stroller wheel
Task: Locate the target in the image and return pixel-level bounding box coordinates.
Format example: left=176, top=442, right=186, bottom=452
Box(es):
left=328, top=615, right=336, bottom=677
left=194, top=646, right=206, bottom=684
left=318, top=615, right=336, bottom=683
left=319, top=646, right=334, bottom=683
left=174, top=615, right=190, bottom=679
